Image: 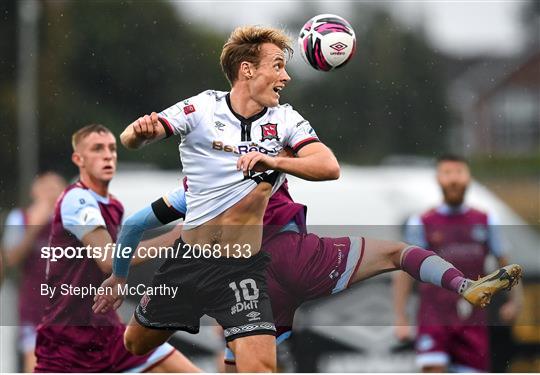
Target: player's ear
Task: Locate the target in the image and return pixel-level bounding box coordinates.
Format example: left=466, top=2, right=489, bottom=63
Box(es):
left=240, top=61, right=252, bottom=80
left=72, top=152, right=84, bottom=168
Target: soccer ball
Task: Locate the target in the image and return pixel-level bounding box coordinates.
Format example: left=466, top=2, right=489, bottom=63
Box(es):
left=298, top=14, right=356, bottom=71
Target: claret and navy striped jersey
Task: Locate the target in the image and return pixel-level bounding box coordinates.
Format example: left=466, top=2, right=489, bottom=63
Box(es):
left=158, top=90, right=319, bottom=228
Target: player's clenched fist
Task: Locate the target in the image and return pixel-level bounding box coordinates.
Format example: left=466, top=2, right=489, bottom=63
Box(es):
left=133, top=112, right=160, bottom=139
left=121, top=111, right=167, bottom=149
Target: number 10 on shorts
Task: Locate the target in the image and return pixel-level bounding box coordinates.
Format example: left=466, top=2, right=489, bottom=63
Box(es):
left=229, top=279, right=260, bottom=315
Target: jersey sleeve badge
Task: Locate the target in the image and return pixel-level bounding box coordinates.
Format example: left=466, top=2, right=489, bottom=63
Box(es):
left=183, top=104, right=196, bottom=115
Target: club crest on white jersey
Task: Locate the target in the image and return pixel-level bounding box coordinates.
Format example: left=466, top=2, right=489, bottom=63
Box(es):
left=158, top=90, right=319, bottom=227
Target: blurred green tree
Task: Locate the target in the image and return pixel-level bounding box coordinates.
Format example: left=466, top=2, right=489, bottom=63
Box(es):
left=37, top=0, right=226, bottom=174
left=2, top=0, right=230, bottom=209
left=0, top=0, right=18, bottom=210
left=1, top=1, right=455, bottom=209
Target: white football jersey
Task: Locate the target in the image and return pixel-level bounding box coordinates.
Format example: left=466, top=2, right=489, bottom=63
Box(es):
left=158, top=90, right=319, bottom=228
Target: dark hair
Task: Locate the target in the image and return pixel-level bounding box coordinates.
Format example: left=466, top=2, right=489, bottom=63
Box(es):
left=71, top=124, right=113, bottom=150
left=436, top=154, right=469, bottom=166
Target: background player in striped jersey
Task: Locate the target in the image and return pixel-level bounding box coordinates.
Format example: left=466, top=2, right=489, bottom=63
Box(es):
left=34, top=124, right=200, bottom=372
left=1, top=172, right=65, bottom=372
left=393, top=154, right=523, bottom=372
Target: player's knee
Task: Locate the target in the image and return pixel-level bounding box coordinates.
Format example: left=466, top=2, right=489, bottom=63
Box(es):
left=259, top=356, right=276, bottom=372
left=255, top=362, right=275, bottom=373
left=391, top=241, right=409, bottom=267
left=233, top=343, right=276, bottom=372
left=124, top=332, right=150, bottom=356
left=123, top=334, right=136, bottom=354
left=240, top=357, right=275, bottom=373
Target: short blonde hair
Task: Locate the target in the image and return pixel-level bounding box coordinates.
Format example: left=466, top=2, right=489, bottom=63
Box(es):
left=71, top=124, right=112, bottom=151
left=220, top=26, right=293, bottom=85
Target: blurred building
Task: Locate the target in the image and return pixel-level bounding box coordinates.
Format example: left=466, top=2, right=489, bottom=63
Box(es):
left=449, top=50, right=540, bottom=156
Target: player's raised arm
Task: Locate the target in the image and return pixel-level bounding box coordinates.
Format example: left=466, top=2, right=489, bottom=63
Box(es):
left=93, top=188, right=187, bottom=314
left=92, top=204, right=165, bottom=314
left=237, top=141, right=340, bottom=181
left=276, top=142, right=340, bottom=181
left=120, top=112, right=167, bottom=149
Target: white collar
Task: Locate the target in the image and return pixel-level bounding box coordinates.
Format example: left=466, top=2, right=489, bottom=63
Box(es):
left=88, top=189, right=109, bottom=204
left=436, top=203, right=469, bottom=215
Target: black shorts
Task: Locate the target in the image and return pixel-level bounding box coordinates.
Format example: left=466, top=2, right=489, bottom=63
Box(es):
left=134, top=239, right=276, bottom=342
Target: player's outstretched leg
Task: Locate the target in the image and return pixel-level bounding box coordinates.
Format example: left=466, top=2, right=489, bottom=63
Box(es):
left=399, top=245, right=522, bottom=307
left=349, top=239, right=522, bottom=307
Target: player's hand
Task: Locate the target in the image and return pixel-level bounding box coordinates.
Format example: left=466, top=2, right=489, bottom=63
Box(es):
left=394, top=317, right=413, bottom=342
left=133, top=112, right=160, bottom=140
left=499, top=300, right=521, bottom=323
left=92, top=274, right=126, bottom=314
left=237, top=151, right=278, bottom=176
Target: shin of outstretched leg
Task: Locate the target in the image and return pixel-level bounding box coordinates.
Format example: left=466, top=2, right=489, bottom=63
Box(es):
left=399, top=246, right=469, bottom=294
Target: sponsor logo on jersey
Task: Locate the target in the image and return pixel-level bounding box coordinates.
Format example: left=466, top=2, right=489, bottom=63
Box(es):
left=212, top=141, right=280, bottom=156
left=214, top=121, right=226, bottom=131
left=246, top=311, right=261, bottom=321
left=260, top=123, right=280, bottom=142
left=231, top=300, right=259, bottom=315
left=183, top=104, right=196, bottom=115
